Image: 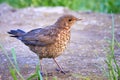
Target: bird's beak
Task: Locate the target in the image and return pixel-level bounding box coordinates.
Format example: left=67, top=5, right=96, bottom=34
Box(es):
left=76, top=18, right=82, bottom=21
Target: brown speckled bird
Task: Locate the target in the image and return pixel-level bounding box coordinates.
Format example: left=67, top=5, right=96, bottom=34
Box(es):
left=8, top=15, right=82, bottom=73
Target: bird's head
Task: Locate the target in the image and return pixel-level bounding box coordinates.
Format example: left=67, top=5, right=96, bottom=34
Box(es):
left=55, top=15, right=82, bottom=30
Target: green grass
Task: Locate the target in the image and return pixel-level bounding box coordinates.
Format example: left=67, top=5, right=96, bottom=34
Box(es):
left=27, top=65, right=43, bottom=80
left=0, top=45, right=43, bottom=80
left=104, top=14, right=120, bottom=80
left=0, top=0, right=120, bottom=13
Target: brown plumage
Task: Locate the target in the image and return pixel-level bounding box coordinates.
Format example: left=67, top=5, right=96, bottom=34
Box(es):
left=8, top=15, right=82, bottom=73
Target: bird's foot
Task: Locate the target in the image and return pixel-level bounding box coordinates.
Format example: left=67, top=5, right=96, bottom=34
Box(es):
left=55, top=68, right=70, bottom=74
left=40, top=72, right=46, bottom=76
left=40, top=72, right=53, bottom=76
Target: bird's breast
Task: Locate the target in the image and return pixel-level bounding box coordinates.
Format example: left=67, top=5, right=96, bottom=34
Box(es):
left=30, top=30, right=70, bottom=59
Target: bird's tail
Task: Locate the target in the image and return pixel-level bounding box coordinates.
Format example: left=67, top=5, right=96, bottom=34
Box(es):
left=8, top=29, right=26, bottom=38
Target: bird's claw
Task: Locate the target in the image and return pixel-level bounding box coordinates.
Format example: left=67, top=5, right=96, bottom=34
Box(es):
left=60, top=70, right=66, bottom=74
left=55, top=68, right=69, bottom=74
left=40, top=72, right=45, bottom=76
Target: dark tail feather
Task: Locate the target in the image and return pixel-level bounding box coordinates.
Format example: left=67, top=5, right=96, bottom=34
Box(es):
left=8, top=29, right=26, bottom=38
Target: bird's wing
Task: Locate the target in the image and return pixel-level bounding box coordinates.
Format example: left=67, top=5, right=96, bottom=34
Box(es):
left=20, top=28, right=57, bottom=46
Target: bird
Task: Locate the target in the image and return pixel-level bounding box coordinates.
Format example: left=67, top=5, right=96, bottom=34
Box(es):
left=8, top=14, right=82, bottom=74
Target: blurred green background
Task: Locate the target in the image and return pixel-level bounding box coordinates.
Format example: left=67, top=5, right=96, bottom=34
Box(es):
left=0, top=0, right=120, bottom=13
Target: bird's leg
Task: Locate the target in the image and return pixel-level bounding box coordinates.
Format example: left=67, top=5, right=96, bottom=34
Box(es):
left=39, top=59, right=45, bottom=76
left=53, top=58, right=65, bottom=74
left=40, top=59, right=42, bottom=71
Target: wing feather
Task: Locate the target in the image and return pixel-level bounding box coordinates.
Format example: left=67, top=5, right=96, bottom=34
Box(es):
left=20, top=28, right=57, bottom=46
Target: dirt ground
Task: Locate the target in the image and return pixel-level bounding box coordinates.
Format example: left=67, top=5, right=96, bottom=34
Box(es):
left=0, top=3, right=120, bottom=80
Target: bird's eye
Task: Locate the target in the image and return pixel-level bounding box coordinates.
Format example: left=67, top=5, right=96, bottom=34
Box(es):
left=68, top=19, right=72, bottom=22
